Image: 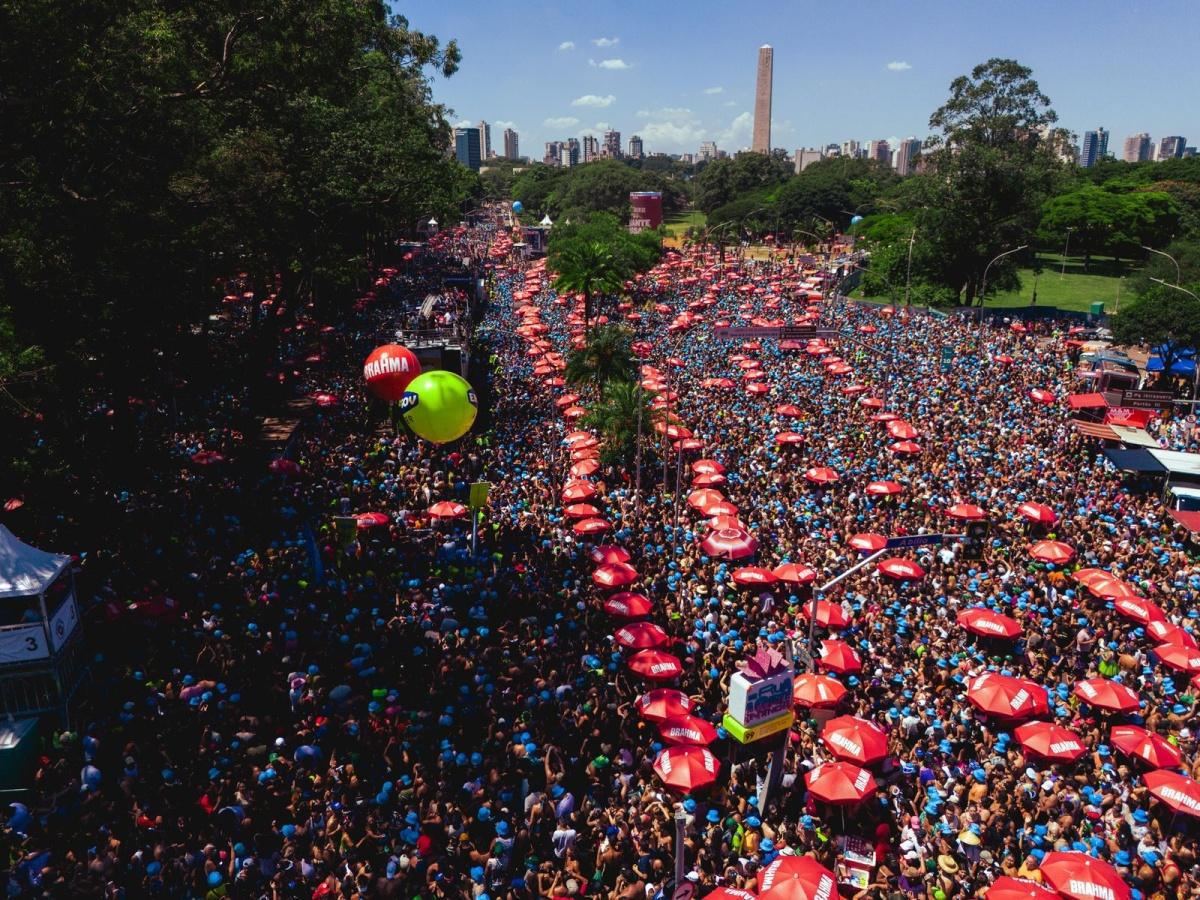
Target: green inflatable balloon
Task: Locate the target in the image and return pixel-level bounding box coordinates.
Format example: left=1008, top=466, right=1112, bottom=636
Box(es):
left=400, top=370, right=478, bottom=444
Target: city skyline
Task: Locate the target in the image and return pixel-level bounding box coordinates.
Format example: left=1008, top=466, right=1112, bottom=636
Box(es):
left=400, top=0, right=1199, bottom=159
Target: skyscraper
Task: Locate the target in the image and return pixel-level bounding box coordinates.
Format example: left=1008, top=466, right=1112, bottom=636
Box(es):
left=1158, top=136, right=1187, bottom=160
left=867, top=139, right=891, bottom=165
left=628, top=135, right=644, bottom=159
left=454, top=127, right=482, bottom=171
left=544, top=141, right=564, bottom=166
left=1123, top=133, right=1152, bottom=162
left=841, top=140, right=862, bottom=159
left=562, top=138, right=580, bottom=168
left=603, top=130, right=622, bottom=159
left=794, top=148, right=823, bottom=173
left=698, top=141, right=718, bottom=162
left=894, top=137, right=922, bottom=176
left=582, top=135, right=599, bottom=163
left=503, top=127, right=519, bottom=160
left=477, top=120, right=492, bottom=159
left=1080, top=128, right=1108, bottom=167
left=752, top=45, right=773, bottom=154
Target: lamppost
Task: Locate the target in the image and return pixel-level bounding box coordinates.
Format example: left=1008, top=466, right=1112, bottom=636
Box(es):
left=673, top=807, right=688, bottom=887
left=1060, top=227, right=1074, bottom=279
left=1143, top=246, right=1182, bottom=284
left=904, top=227, right=917, bottom=307
left=1152, top=278, right=1200, bottom=396
left=978, top=245, right=1028, bottom=325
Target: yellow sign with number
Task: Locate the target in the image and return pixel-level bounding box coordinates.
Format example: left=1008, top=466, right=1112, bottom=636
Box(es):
left=722, top=710, right=794, bottom=744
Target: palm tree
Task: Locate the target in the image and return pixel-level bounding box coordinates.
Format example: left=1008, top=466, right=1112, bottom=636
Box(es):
left=580, top=379, right=661, bottom=471
left=564, top=324, right=635, bottom=392
left=552, top=239, right=624, bottom=333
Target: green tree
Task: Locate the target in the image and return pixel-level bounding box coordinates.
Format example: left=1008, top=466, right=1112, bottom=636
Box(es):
left=1039, top=187, right=1179, bottom=269
left=552, top=239, right=624, bottom=333
left=917, top=58, right=1067, bottom=303
left=565, top=325, right=635, bottom=391
left=693, top=152, right=792, bottom=213
left=580, top=379, right=661, bottom=470
left=1112, top=284, right=1200, bottom=383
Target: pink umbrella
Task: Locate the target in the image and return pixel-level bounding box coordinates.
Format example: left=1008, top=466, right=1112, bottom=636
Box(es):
left=700, top=528, right=758, bottom=559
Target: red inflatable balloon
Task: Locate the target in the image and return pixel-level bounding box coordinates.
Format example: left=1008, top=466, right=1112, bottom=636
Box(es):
left=363, top=344, right=420, bottom=401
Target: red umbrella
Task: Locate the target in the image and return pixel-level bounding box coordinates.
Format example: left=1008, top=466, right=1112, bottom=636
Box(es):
left=757, top=857, right=838, bottom=900
left=589, top=545, right=631, bottom=565
left=818, top=639, right=862, bottom=674
left=1085, top=574, right=1142, bottom=601
left=1110, top=725, right=1183, bottom=768
left=986, top=877, right=1060, bottom=900
left=860, top=397, right=884, bottom=409
left=746, top=382, right=769, bottom=395
left=628, top=649, right=684, bottom=680
left=776, top=404, right=804, bottom=417
left=849, top=533, right=887, bottom=552
left=957, top=608, right=1022, bottom=639
left=1144, top=769, right=1200, bottom=817
left=637, top=688, right=693, bottom=721
left=700, top=528, right=758, bottom=559
left=1028, top=388, right=1056, bottom=405
left=774, top=562, right=818, bottom=584
left=793, top=673, right=848, bottom=708
left=652, top=745, right=719, bottom=791
left=1040, top=853, right=1130, bottom=900
left=801, top=600, right=849, bottom=628
left=821, top=715, right=888, bottom=764
left=428, top=501, right=468, bottom=519
left=705, top=500, right=740, bottom=516
left=659, top=714, right=719, bottom=746
left=593, top=563, right=639, bottom=588
left=707, top=889, right=757, bottom=900
left=947, top=502, right=986, bottom=520
left=775, top=431, right=806, bottom=445
left=804, top=761, right=876, bottom=804
left=355, top=512, right=389, bottom=529
left=1073, top=678, right=1140, bottom=713
left=573, top=517, right=611, bottom=535
left=687, top=488, right=726, bottom=511
left=889, top=440, right=922, bottom=454
left=1017, top=501, right=1057, bottom=524
left=885, top=420, right=919, bottom=439
left=877, top=558, right=925, bottom=580
left=732, top=566, right=778, bottom=587
left=692, top=458, right=725, bottom=475
left=570, top=458, right=600, bottom=477
left=1015, top=721, right=1087, bottom=762
left=1147, top=618, right=1199, bottom=649
left=604, top=592, right=653, bottom=618
left=1154, top=642, right=1200, bottom=673
left=804, top=466, right=840, bottom=484
left=563, top=503, right=601, bottom=519
left=967, top=673, right=1049, bottom=720
left=268, top=458, right=302, bottom=476
left=192, top=450, right=226, bottom=465
left=614, top=622, right=668, bottom=649
left=1029, top=540, right=1075, bottom=564
left=1114, top=596, right=1165, bottom=625
left=866, top=480, right=904, bottom=496
left=708, top=515, right=745, bottom=531
left=562, top=480, right=598, bottom=502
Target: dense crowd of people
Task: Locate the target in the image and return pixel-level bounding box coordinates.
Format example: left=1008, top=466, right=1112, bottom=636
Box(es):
left=6, top=211, right=1200, bottom=900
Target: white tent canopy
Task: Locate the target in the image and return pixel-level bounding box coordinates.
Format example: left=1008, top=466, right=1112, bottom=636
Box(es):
left=539, top=214, right=553, bottom=227
left=0, top=525, right=69, bottom=599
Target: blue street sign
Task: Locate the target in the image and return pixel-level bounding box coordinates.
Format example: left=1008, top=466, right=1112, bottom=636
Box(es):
left=940, top=346, right=953, bottom=373
left=885, top=534, right=945, bottom=549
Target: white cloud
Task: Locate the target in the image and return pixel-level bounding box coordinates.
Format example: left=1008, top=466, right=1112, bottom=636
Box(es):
left=703, top=86, right=724, bottom=95
left=723, top=100, right=737, bottom=107
left=592, top=122, right=611, bottom=132
left=571, top=94, right=616, bottom=108
left=637, top=107, right=704, bottom=151
left=716, top=111, right=754, bottom=148
left=453, top=119, right=474, bottom=128
left=557, top=41, right=575, bottom=51
left=597, top=58, right=632, bottom=70
left=886, top=60, right=912, bottom=71
left=543, top=116, right=580, bottom=129
left=592, top=37, right=619, bottom=47
left=636, top=106, right=692, bottom=119
left=494, top=120, right=518, bottom=131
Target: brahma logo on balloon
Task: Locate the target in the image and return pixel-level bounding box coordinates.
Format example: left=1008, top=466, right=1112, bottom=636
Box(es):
left=400, top=370, right=478, bottom=444
left=363, top=344, right=420, bottom=401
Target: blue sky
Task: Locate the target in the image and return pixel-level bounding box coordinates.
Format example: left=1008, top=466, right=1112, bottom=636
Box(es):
left=399, top=0, right=1199, bottom=158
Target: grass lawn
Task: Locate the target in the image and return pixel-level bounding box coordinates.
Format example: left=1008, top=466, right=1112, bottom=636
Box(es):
left=663, top=210, right=706, bottom=237
left=854, top=253, right=1143, bottom=314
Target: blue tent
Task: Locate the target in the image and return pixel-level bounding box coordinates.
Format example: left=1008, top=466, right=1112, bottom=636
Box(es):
left=1146, top=356, right=1197, bottom=375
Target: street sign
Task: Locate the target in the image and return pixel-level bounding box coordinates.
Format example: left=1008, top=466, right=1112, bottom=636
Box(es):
left=940, top=345, right=954, bottom=373
left=1120, top=389, right=1175, bottom=410
left=469, top=481, right=492, bottom=509
left=713, top=326, right=780, bottom=340
left=781, top=325, right=818, bottom=340
left=884, top=533, right=945, bottom=549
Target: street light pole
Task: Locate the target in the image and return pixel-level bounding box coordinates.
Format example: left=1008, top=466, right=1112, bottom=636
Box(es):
left=978, top=245, right=1029, bottom=326
left=1151, top=278, right=1200, bottom=398
left=1060, top=227, right=1074, bottom=279
left=904, top=227, right=917, bottom=307
left=674, top=808, right=688, bottom=887
left=1144, top=246, right=1182, bottom=284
